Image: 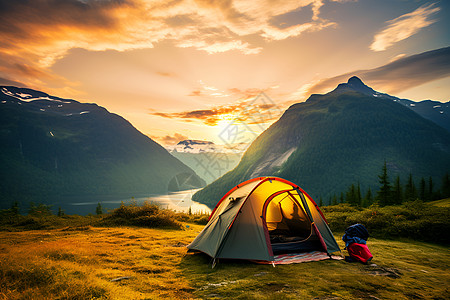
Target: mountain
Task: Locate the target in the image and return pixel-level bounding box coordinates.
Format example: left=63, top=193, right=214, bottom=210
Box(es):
left=167, top=140, right=243, bottom=184
left=192, top=77, right=450, bottom=208
left=335, top=76, right=450, bottom=131
left=166, top=139, right=249, bottom=154
left=170, top=140, right=216, bottom=153
left=0, top=86, right=205, bottom=207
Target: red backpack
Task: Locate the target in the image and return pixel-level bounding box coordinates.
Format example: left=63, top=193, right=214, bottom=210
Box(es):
left=342, top=224, right=373, bottom=264
left=347, top=242, right=373, bottom=264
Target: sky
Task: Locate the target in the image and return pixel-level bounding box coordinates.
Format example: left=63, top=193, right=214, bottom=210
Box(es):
left=0, top=0, right=449, bottom=146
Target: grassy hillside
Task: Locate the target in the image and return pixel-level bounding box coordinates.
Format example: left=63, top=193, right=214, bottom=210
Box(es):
left=0, top=201, right=449, bottom=299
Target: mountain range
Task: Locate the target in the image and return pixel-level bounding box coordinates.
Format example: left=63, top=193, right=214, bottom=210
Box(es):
left=193, top=77, right=450, bottom=208
left=167, top=140, right=243, bottom=184
left=0, top=86, right=205, bottom=207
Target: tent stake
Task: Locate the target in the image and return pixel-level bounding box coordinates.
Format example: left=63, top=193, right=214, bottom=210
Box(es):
left=272, top=261, right=276, bottom=267
left=212, top=258, right=217, bottom=269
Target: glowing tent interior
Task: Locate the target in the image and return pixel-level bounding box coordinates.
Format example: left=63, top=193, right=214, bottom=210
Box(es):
left=188, top=177, right=341, bottom=265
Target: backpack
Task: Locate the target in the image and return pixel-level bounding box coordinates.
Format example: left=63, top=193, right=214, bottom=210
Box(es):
left=342, top=223, right=373, bottom=264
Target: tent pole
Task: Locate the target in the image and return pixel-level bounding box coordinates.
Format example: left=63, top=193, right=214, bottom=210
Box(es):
left=212, top=258, right=217, bottom=269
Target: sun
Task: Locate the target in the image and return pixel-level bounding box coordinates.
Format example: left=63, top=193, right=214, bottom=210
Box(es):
left=214, top=113, right=239, bottom=142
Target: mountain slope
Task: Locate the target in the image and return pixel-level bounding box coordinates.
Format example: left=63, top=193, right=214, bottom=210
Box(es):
left=193, top=78, right=450, bottom=207
left=0, top=86, right=205, bottom=206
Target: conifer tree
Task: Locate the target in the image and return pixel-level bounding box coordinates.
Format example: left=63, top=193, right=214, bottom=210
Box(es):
left=428, top=176, right=434, bottom=201
left=340, top=192, right=344, bottom=204
left=346, top=184, right=358, bottom=206
left=57, top=207, right=64, bottom=217
left=363, top=188, right=373, bottom=207
left=96, top=202, right=103, bottom=215
left=10, top=201, right=19, bottom=215
left=392, top=175, right=403, bottom=205
left=357, top=183, right=362, bottom=206
left=404, top=173, right=417, bottom=202
left=332, top=194, right=338, bottom=205
left=442, top=172, right=450, bottom=198
left=376, top=161, right=391, bottom=206
left=419, top=177, right=427, bottom=201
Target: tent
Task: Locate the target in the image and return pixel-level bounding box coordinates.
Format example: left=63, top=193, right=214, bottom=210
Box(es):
left=188, top=177, right=341, bottom=265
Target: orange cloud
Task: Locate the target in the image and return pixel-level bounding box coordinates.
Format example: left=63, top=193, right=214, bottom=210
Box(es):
left=150, top=92, right=283, bottom=126
left=149, top=133, right=188, bottom=146
left=0, top=0, right=338, bottom=91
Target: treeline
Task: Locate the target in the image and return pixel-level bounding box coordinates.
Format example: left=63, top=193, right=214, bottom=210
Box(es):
left=321, top=161, right=450, bottom=207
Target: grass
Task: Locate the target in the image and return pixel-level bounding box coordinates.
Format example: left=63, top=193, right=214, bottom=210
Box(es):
left=429, top=198, right=450, bottom=207
left=0, top=200, right=448, bottom=299
left=0, top=225, right=448, bottom=299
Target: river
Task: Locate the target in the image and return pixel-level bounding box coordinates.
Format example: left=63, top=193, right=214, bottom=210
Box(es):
left=53, top=189, right=211, bottom=216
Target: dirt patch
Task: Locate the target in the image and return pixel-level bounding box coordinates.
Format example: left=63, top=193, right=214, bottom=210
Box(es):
left=365, top=264, right=402, bottom=278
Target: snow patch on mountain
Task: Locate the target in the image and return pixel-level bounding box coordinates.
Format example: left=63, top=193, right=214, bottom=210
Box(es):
left=167, top=139, right=249, bottom=154
left=1, top=87, right=72, bottom=103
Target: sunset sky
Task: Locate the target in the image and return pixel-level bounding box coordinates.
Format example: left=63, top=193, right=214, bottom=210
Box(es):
left=1, top=0, right=449, bottom=146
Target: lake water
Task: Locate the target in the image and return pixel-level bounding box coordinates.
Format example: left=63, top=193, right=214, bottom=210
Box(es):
left=53, top=189, right=211, bottom=216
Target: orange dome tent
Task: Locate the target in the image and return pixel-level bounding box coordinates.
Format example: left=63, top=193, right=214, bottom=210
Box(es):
left=188, top=177, right=341, bottom=266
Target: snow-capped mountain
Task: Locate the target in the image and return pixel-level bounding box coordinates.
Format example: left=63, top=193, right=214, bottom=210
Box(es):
left=167, top=139, right=249, bottom=154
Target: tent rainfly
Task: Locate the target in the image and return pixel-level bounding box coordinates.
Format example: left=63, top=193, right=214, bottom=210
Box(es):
left=188, top=177, right=341, bottom=266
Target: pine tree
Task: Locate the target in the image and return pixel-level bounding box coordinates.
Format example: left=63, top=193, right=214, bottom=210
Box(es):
left=404, top=173, right=417, bottom=202
left=332, top=194, right=338, bottom=205
left=363, top=188, right=373, bottom=207
left=442, top=173, right=450, bottom=198
left=10, top=201, right=19, bottom=215
left=428, top=176, right=434, bottom=201
left=419, top=177, right=426, bottom=201
left=376, top=161, right=391, bottom=206
left=346, top=184, right=359, bottom=206
left=319, top=197, right=323, bottom=207
left=357, top=183, right=362, bottom=206
left=96, top=202, right=103, bottom=215
left=57, top=207, right=65, bottom=217
left=340, top=192, right=344, bottom=204
left=392, top=175, right=403, bottom=205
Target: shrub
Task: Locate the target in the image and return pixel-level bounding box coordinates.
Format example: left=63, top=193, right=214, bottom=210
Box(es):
left=101, top=202, right=183, bottom=229
left=324, top=200, right=450, bottom=245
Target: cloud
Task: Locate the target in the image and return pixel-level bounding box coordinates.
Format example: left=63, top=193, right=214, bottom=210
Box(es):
left=0, top=77, right=26, bottom=87
left=370, top=3, right=440, bottom=51
left=156, top=71, right=176, bottom=77
left=150, top=92, right=282, bottom=126
left=149, top=132, right=188, bottom=146
left=0, top=0, right=341, bottom=90
left=188, top=90, right=203, bottom=97
left=294, top=46, right=450, bottom=98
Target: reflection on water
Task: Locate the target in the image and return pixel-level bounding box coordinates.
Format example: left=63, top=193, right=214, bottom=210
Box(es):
left=53, top=189, right=211, bottom=216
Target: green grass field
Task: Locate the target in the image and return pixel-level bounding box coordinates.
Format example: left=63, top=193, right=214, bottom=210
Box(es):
left=0, top=224, right=448, bottom=299
left=0, top=200, right=448, bottom=299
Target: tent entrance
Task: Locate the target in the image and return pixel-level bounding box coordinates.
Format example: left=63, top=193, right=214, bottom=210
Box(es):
left=263, top=191, right=322, bottom=254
